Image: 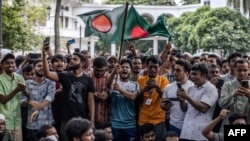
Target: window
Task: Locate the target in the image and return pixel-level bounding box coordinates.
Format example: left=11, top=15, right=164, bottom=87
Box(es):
left=65, top=6, right=69, bottom=11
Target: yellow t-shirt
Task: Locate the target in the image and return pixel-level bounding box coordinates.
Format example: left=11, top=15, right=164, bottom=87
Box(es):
left=137, top=75, right=169, bottom=126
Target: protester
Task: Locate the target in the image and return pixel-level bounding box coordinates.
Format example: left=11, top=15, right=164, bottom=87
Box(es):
left=0, top=113, right=15, bottom=141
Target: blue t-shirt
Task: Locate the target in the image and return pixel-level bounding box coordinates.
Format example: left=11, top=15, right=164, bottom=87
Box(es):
left=110, top=80, right=139, bottom=129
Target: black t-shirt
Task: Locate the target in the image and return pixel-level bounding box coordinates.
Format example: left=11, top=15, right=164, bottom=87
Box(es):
left=57, top=72, right=95, bottom=122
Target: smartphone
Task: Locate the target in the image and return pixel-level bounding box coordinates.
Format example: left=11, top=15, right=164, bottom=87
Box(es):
left=74, top=48, right=80, bottom=53
left=176, top=49, right=181, bottom=56
left=176, top=82, right=182, bottom=90
left=241, top=80, right=249, bottom=88
left=44, top=37, right=50, bottom=44
left=30, top=53, right=41, bottom=59
left=67, top=39, right=75, bottom=45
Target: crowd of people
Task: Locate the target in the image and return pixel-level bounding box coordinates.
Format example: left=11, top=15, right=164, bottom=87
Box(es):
left=0, top=40, right=249, bottom=141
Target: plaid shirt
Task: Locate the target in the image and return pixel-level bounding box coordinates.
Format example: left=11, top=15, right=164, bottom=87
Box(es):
left=22, top=78, right=55, bottom=130
left=90, top=72, right=111, bottom=124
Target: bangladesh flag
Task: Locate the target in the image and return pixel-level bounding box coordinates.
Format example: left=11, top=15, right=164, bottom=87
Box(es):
left=124, top=5, right=150, bottom=40
left=124, top=5, right=172, bottom=41
left=78, top=6, right=126, bottom=44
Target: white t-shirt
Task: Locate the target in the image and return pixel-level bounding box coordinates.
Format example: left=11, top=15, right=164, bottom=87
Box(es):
left=162, top=80, right=194, bottom=129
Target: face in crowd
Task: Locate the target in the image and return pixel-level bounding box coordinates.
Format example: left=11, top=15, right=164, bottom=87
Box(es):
left=52, top=59, right=65, bottom=72
left=107, top=57, right=118, bottom=73
left=119, top=61, right=131, bottom=80
left=68, top=55, right=82, bottom=71
left=234, top=59, right=249, bottom=82
left=1, top=58, right=15, bottom=74
left=132, top=57, right=142, bottom=74
left=140, top=130, right=156, bottom=141
left=34, top=61, right=44, bottom=77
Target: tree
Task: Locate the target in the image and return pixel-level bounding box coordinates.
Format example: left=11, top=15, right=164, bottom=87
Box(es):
left=227, top=0, right=250, bottom=14
left=167, top=6, right=250, bottom=54
left=2, top=0, right=47, bottom=53
left=54, top=0, right=62, bottom=54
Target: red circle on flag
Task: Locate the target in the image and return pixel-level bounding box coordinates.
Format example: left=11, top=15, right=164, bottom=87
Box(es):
left=131, top=26, right=149, bottom=38
left=91, top=14, right=112, bottom=33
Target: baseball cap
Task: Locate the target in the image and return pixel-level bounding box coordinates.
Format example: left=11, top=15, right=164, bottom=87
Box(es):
left=107, top=55, right=118, bottom=62
left=1, top=53, right=15, bottom=63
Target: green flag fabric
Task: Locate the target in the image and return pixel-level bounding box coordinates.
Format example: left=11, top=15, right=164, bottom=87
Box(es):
left=124, top=5, right=150, bottom=40
left=78, top=6, right=126, bottom=44
left=78, top=5, right=171, bottom=44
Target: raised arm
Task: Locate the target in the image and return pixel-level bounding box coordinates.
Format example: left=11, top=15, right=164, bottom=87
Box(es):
left=202, top=109, right=229, bottom=140
left=42, top=42, right=59, bottom=82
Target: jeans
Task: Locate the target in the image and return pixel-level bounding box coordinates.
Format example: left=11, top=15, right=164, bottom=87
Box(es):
left=112, top=127, right=137, bottom=141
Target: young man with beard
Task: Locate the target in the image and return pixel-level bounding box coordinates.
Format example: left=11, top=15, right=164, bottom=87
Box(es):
left=161, top=60, right=193, bottom=136
left=89, top=57, right=111, bottom=127
left=42, top=43, right=95, bottom=141
left=0, top=53, right=29, bottom=141
left=138, top=123, right=156, bottom=141
left=178, top=63, right=218, bottom=141
left=106, top=58, right=139, bottom=141
left=21, top=59, right=56, bottom=141
left=137, top=55, right=169, bottom=141
left=130, top=56, right=142, bottom=81
left=0, top=114, right=14, bottom=141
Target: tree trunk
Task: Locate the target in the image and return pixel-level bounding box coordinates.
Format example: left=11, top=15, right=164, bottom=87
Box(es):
left=54, top=0, right=62, bottom=54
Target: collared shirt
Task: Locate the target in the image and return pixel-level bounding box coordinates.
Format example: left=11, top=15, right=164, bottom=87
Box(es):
left=0, top=73, right=25, bottom=130
left=219, top=79, right=250, bottom=132
left=22, top=78, right=55, bottom=130
left=137, top=75, right=169, bottom=126
left=180, top=81, right=218, bottom=140
left=89, top=72, right=111, bottom=124
left=220, top=72, right=235, bottom=83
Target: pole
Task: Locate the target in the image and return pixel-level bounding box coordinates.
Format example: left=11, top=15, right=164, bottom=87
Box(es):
left=115, top=2, right=129, bottom=83
left=117, top=2, right=129, bottom=62
left=0, top=0, right=3, bottom=54
left=80, top=25, right=82, bottom=51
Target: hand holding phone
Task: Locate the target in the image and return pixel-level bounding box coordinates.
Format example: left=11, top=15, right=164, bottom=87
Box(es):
left=241, top=80, right=249, bottom=88
left=43, top=37, right=50, bottom=51
left=176, top=82, right=182, bottom=90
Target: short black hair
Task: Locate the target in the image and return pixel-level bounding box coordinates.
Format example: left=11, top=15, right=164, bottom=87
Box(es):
left=164, top=131, right=179, bottom=139
left=120, top=58, right=132, bottom=68
left=139, top=123, right=155, bottom=137
left=33, top=59, right=42, bottom=67
left=94, top=129, right=112, bottom=141
left=37, top=124, right=54, bottom=140
left=175, top=59, right=191, bottom=73
left=51, top=54, right=65, bottom=64
left=15, top=55, right=25, bottom=68
left=141, top=55, right=148, bottom=64
left=22, top=64, right=33, bottom=73
left=191, top=63, right=209, bottom=78
left=93, top=56, right=107, bottom=68
left=66, top=118, right=93, bottom=141
left=73, top=52, right=86, bottom=63
left=208, top=54, right=221, bottom=66
left=234, top=58, right=249, bottom=68
left=227, top=52, right=242, bottom=63
left=146, top=55, right=162, bottom=66
left=220, top=59, right=228, bottom=67
left=228, top=113, right=247, bottom=125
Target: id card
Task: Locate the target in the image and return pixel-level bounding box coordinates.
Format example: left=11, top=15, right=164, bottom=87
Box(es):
left=145, top=98, right=152, bottom=105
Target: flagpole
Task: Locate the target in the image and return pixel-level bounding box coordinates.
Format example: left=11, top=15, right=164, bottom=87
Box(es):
left=115, top=2, right=129, bottom=83
left=117, top=2, right=129, bottom=62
